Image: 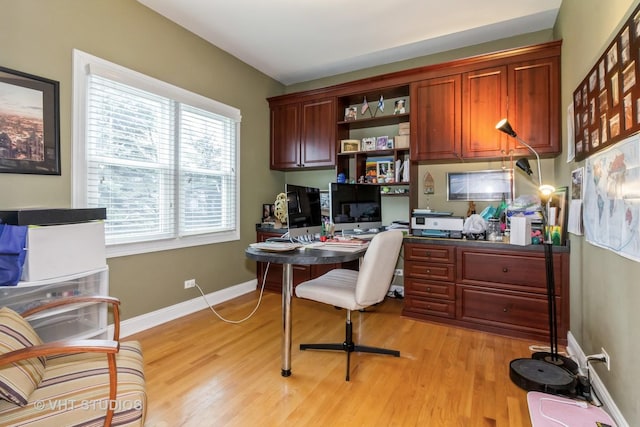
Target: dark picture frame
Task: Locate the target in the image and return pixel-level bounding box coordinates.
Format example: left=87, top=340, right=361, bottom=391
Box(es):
left=446, top=169, right=513, bottom=201
left=0, top=66, right=60, bottom=175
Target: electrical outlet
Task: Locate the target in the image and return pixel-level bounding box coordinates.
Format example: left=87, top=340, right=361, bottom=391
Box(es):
left=394, top=268, right=403, bottom=276
left=184, top=279, right=196, bottom=289
left=601, top=347, right=610, bottom=371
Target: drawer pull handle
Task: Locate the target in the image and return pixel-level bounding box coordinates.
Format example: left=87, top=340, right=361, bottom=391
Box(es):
left=503, top=308, right=508, bottom=312
left=502, top=267, right=509, bottom=273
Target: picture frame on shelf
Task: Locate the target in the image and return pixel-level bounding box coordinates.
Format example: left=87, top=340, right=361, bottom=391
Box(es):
left=376, top=136, right=389, bottom=150
left=344, top=106, right=357, bottom=121
left=0, top=66, right=60, bottom=175
left=361, top=137, right=376, bottom=151
left=341, top=139, right=360, bottom=153
left=376, top=160, right=393, bottom=183
left=394, top=99, right=406, bottom=115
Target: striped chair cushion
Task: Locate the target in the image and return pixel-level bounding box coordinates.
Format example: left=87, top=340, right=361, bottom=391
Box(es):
left=0, top=307, right=46, bottom=406
left=0, top=341, right=147, bottom=427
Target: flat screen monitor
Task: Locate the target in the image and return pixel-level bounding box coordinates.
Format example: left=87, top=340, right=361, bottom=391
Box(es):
left=285, top=184, right=323, bottom=239
left=330, top=183, right=382, bottom=232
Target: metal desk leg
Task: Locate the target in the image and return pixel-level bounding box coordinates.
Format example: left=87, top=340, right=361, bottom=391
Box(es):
left=281, top=263, right=293, bottom=377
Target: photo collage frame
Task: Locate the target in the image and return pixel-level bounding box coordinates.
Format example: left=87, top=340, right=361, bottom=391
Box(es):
left=573, top=3, right=640, bottom=161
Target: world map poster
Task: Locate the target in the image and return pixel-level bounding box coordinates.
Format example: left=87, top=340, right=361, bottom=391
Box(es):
left=584, top=133, right=640, bottom=261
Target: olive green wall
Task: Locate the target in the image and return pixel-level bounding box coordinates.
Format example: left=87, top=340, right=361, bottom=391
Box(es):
left=0, top=0, right=284, bottom=319
left=556, top=0, right=640, bottom=424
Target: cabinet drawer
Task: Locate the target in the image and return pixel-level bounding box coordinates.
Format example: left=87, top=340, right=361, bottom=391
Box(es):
left=456, top=285, right=560, bottom=333
left=405, top=243, right=455, bottom=263
left=404, top=297, right=455, bottom=318
left=457, top=250, right=562, bottom=293
left=405, top=277, right=455, bottom=300
left=405, top=262, right=454, bottom=282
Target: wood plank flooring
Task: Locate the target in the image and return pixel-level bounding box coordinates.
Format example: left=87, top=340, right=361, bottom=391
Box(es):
left=128, top=291, right=539, bottom=427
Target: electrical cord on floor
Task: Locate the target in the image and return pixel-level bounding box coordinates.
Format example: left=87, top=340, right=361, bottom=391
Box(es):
left=194, top=262, right=270, bottom=324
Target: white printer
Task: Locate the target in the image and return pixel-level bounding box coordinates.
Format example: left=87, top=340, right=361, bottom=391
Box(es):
left=411, top=210, right=464, bottom=238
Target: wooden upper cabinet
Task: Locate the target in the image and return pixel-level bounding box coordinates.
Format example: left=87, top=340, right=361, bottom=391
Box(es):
left=300, top=98, right=336, bottom=168
left=506, top=56, right=560, bottom=156
left=461, top=66, right=508, bottom=158
left=270, top=103, right=300, bottom=169
left=411, top=75, right=461, bottom=161
left=270, top=98, right=336, bottom=170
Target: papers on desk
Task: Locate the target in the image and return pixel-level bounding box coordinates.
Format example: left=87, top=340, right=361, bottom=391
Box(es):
left=250, top=242, right=302, bottom=252
left=308, top=238, right=369, bottom=252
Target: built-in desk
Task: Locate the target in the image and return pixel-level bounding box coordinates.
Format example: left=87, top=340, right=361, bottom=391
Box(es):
left=402, top=237, right=570, bottom=344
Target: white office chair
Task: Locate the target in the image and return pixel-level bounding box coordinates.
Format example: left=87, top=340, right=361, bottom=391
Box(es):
left=295, top=230, right=404, bottom=381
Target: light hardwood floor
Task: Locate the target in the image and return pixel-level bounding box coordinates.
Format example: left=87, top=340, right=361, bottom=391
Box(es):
left=128, top=290, right=539, bottom=427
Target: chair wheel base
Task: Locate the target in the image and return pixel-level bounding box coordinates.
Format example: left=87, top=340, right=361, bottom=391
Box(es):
left=281, top=369, right=291, bottom=377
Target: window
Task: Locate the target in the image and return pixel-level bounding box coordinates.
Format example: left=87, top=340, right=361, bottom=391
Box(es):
left=73, top=50, right=241, bottom=257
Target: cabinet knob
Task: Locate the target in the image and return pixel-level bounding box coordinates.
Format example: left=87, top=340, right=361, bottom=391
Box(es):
left=426, top=269, right=431, bottom=274
left=425, top=251, right=431, bottom=257
left=502, top=267, right=509, bottom=273
left=503, top=308, right=508, bottom=312
left=426, top=287, right=431, bottom=292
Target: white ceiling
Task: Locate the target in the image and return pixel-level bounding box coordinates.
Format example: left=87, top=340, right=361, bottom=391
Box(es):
left=137, top=0, right=562, bottom=86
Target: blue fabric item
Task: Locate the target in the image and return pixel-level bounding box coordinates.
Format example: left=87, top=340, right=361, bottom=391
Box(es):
left=0, top=224, right=28, bottom=286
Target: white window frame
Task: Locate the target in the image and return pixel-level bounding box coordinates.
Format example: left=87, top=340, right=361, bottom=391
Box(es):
left=72, top=49, right=241, bottom=258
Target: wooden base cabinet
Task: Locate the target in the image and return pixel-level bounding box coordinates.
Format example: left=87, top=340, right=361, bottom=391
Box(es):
left=402, top=241, right=569, bottom=344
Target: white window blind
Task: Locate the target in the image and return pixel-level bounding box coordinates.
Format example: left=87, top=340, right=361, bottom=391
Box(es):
left=73, top=50, right=240, bottom=257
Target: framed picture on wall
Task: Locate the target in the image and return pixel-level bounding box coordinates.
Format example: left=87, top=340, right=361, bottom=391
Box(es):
left=0, top=66, right=60, bottom=175
left=446, top=170, right=513, bottom=201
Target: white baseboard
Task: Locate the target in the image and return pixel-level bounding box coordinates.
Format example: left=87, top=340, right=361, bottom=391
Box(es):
left=566, top=331, right=629, bottom=427
left=115, top=279, right=257, bottom=338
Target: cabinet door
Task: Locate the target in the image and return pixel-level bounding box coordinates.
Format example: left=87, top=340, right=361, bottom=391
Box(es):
left=270, top=103, right=301, bottom=169
left=411, top=76, right=461, bottom=161
left=462, top=66, right=508, bottom=158
left=507, top=57, right=560, bottom=156
left=300, top=98, right=336, bottom=168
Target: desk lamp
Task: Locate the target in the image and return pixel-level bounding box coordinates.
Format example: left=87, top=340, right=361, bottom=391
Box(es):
left=495, top=119, right=579, bottom=394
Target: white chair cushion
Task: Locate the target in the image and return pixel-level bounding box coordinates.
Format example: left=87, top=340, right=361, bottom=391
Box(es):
left=295, top=269, right=361, bottom=310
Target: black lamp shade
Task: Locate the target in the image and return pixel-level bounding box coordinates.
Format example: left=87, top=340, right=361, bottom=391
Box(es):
left=516, top=158, right=533, bottom=176
left=496, top=118, right=517, bottom=137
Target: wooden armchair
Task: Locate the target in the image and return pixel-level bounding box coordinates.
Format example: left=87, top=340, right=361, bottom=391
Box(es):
left=0, top=296, right=146, bottom=426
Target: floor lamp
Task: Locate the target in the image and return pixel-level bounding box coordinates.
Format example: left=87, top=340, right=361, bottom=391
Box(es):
left=495, top=119, right=579, bottom=394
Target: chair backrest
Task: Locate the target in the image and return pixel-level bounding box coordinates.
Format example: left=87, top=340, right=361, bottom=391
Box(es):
left=355, top=230, right=404, bottom=307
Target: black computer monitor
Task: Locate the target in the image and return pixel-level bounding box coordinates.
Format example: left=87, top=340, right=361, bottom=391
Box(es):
left=285, top=184, right=323, bottom=239
left=330, top=183, right=382, bottom=232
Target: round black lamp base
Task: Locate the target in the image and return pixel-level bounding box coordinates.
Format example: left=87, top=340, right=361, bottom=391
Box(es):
left=531, top=351, right=579, bottom=374
left=509, top=358, right=577, bottom=394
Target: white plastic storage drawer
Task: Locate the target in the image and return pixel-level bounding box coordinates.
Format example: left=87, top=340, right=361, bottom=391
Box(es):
left=0, top=267, right=109, bottom=341
left=22, top=221, right=106, bottom=282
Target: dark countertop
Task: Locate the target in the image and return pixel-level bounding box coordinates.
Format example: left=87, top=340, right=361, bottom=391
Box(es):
left=256, top=224, right=570, bottom=253
left=245, top=246, right=365, bottom=265
left=403, top=235, right=570, bottom=253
